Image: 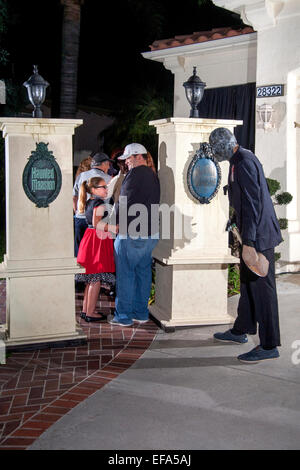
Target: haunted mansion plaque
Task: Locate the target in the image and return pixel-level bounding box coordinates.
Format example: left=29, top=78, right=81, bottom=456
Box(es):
left=22, top=142, right=62, bottom=207
left=187, top=142, right=221, bottom=204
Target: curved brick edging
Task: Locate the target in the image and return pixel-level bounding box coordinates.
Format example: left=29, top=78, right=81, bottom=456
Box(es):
left=0, top=320, right=158, bottom=450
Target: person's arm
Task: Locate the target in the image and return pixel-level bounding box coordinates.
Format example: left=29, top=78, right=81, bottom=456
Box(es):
left=237, top=159, right=261, bottom=244
left=106, top=173, right=119, bottom=200
left=114, top=170, right=137, bottom=223
left=72, top=175, right=80, bottom=213
left=73, top=196, right=78, bottom=213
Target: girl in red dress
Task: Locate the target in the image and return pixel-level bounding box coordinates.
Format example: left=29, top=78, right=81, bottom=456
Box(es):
left=76, top=177, right=118, bottom=322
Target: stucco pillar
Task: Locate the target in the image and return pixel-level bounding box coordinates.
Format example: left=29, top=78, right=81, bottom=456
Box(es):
left=149, top=117, right=241, bottom=329
left=0, top=80, right=5, bottom=104
left=0, top=118, right=86, bottom=349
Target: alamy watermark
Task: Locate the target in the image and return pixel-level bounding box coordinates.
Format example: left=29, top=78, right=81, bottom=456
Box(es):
left=291, top=340, right=300, bottom=365
left=0, top=339, right=6, bottom=365
left=96, top=198, right=197, bottom=240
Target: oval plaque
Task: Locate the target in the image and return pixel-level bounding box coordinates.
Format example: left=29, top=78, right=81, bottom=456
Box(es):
left=22, top=142, right=62, bottom=208
left=187, top=142, right=221, bottom=204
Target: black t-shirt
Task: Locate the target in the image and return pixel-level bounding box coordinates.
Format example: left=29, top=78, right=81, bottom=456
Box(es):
left=115, top=165, right=160, bottom=236
left=85, top=197, right=106, bottom=226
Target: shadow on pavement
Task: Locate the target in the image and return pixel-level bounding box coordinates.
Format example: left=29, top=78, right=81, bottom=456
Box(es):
left=150, top=338, right=240, bottom=349
left=133, top=355, right=240, bottom=369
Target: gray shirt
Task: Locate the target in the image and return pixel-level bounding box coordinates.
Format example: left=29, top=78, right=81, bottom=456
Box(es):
left=73, top=168, right=111, bottom=218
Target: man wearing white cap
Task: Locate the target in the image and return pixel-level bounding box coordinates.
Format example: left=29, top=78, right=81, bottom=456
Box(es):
left=108, top=143, right=160, bottom=327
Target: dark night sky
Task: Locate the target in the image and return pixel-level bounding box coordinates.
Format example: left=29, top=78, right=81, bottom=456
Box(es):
left=3, top=0, right=244, bottom=116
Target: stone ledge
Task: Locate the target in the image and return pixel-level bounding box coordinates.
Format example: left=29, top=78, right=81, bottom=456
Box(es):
left=276, top=260, right=300, bottom=275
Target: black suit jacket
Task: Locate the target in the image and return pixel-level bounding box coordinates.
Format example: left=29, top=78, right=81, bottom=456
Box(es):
left=228, top=146, right=282, bottom=251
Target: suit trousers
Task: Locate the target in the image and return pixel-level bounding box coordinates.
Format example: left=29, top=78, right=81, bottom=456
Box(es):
left=233, top=248, right=281, bottom=348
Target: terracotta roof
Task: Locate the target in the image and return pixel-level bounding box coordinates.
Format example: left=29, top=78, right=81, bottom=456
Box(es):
left=149, top=26, right=255, bottom=51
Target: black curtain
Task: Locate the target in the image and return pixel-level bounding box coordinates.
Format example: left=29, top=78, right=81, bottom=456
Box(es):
left=198, top=82, right=256, bottom=152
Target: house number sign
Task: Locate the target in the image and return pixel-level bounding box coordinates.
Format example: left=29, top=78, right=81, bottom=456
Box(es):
left=22, top=142, right=62, bottom=208
left=256, top=84, right=284, bottom=98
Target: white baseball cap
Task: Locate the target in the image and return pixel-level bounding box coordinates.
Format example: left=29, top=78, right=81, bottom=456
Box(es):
left=118, top=143, right=147, bottom=160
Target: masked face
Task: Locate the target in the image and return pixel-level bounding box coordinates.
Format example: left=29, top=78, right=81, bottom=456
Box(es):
left=209, top=128, right=238, bottom=162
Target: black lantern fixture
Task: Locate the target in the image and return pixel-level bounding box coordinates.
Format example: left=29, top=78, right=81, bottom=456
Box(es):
left=183, top=66, right=206, bottom=118
left=23, top=65, right=49, bottom=118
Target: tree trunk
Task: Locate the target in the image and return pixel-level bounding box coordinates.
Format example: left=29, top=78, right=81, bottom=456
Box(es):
left=60, top=0, right=83, bottom=118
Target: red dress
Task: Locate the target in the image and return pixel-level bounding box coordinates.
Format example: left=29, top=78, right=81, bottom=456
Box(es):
left=77, top=198, right=115, bottom=275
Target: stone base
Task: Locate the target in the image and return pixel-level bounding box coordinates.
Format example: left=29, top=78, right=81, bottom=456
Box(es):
left=276, top=260, right=300, bottom=274
left=149, top=303, right=234, bottom=331
left=4, top=327, right=87, bottom=352
left=5, top=273, right=83, bottom=341
left=151, top=261, right=235, bottom=329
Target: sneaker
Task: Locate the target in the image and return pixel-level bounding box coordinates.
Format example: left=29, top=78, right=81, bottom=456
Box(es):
left=107, top=314, right=133, bottom=327
left=214, top=329, right=248, bottom=344
left=132, top=318, right=149, bottom=324
left=238, top=345, right=279, bottom=363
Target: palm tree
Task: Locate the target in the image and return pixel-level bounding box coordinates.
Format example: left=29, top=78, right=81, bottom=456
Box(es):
left=60, top=0, right=84, bottom=118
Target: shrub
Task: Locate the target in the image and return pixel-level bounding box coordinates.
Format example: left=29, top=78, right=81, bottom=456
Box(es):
left=275, top=192, right=293, bottom=205
left=266, top=177, right=292, bottom=263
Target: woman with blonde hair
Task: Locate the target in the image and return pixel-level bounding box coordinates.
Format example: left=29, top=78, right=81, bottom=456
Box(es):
left=76, top=177, right=118, bottom=322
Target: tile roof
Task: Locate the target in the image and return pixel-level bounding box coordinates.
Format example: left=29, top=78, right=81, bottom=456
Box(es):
left=149, top=26, right=255, bottom=51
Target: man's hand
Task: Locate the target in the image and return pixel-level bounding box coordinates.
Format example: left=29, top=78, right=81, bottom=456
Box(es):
left=242, top=245, right=258, bottom=266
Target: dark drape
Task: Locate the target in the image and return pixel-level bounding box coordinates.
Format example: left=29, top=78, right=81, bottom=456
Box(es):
left=198, top=82, right=256, bottom=152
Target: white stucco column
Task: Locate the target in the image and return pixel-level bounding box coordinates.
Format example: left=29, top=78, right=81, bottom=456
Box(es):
left=0, top=80, right=5, bottom=104
left=149, top=118, right=241, bottom=329
left=0, top=118, right=86, bottom=349
left=213, top=0, right=300, bottom=263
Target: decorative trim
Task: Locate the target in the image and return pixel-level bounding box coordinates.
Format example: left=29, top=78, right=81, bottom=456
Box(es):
left=187, top=142, right=222, bottom=204
left=22, top=142, right=62, bottom=208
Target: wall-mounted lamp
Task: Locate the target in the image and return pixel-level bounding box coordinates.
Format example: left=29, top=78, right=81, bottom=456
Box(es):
left=257, top=103, right=274, bottom=131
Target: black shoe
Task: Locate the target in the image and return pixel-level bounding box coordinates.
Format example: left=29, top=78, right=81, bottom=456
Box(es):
left=96, top=311, right=108, bottom=320
left=80, top=311, right=107, bottom=320
left=85, top=316, right=104, bottom=323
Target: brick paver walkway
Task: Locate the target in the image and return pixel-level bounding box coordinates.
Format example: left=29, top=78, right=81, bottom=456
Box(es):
left=0, top=281, right=158, bottom=450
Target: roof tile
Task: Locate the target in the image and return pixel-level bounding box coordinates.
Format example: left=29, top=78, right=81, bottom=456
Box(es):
left=149, top=26, right=255, bottom=51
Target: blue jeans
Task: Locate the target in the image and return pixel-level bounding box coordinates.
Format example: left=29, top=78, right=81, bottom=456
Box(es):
left=114, top=235, right=158, bottom=324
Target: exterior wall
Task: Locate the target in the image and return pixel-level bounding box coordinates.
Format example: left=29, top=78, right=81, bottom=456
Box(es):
left=143, top=0, right=300, bottom=263
left=255, top=13, right=300, bottom=261
left=214, top=0, right=300, bottom=261
left=142, top=33, right=257, bottom=118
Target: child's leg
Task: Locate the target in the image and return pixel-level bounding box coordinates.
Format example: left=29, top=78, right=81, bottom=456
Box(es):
left=82, top=283, right=89, bottom=313
left=86, top=281, right=101, bottom=317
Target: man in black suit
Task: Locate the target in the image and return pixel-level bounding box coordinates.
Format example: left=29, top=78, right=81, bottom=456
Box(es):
left=209, top=128, right=282, bottom=363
